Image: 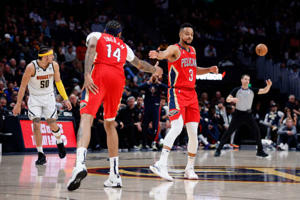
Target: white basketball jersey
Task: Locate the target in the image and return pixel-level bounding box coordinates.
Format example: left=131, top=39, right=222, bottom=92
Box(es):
left=28, top=60, right=54, bottom=96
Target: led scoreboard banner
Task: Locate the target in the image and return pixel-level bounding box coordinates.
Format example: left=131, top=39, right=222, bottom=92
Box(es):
left=3, top=115, right=77, bottom=152
left=20, top=120, right=76, bottom=148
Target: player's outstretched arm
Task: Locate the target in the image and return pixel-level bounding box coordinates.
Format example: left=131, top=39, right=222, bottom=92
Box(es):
left=258, top=79, right=272, bottom=94
left=12, top=63, right=34, bottom=116
left=83, top=36, right=98, bottom=94
left=53, top=61, right=72, bottom=110
left=129, top=56, right=163, bottom=78
left=196, top=65, right=218, bottom=75
left=149, top=45, right=180, bottom=62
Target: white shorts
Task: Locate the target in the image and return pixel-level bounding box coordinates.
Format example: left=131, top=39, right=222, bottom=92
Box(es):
left=28, top=93, right=57, bottom=120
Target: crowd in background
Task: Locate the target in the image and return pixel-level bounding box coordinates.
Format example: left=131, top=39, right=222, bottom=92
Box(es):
left=0, top=0, right=300, bottom=151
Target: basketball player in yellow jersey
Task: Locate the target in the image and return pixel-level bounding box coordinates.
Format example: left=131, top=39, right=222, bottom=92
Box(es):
left=13, top=46, right=72, bottom=165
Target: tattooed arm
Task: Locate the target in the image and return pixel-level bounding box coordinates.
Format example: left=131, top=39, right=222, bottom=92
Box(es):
left=129, top=56, right=163, bottom=78
left=83, top=36, right=98, bottom=94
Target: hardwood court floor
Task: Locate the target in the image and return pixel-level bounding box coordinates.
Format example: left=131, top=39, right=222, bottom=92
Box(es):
left=0, top=150, right=300, bottom=200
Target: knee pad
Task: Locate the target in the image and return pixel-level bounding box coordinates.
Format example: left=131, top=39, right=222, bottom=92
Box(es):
left=186, top=122, right=199, bottom=154
left=163, top=115, right=184, bottom=148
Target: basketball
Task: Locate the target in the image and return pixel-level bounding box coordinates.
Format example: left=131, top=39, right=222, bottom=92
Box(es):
left=255, top=43, right=268, bottom=56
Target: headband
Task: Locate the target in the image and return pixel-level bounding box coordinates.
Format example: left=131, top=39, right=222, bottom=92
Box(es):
left=38, top=49, right=53, bottom=57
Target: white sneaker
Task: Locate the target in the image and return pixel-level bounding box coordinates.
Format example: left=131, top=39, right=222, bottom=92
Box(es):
left=104, top=174, right=122, bottom=188
left=184, top=168, right=198, bottom=180
left=67, top=165, right=88, bottom=191
left=152, top=142, right=158, bottom=151
left=149, top=161, right=173, bottom=181
left=284, top=143, right=289, bottom=151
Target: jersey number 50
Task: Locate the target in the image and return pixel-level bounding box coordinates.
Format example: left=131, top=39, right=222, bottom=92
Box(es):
left=40, top=80, right=49, bottom=88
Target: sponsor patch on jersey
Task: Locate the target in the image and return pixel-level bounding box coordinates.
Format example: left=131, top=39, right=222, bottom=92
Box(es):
left=36, top=74, right=54, bottom=80
left=169, top=109, right=179, bottom=117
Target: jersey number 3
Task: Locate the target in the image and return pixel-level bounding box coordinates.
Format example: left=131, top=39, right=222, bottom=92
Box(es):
left=189, top=69, right=193, bottom=81
left=106, top=44, right=120, bottom=62
left=40, top=80, right=49, bottom=88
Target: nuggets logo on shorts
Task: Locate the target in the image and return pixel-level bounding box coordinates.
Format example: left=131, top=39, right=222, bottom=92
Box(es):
left=169, top=109, right=179, bottom=117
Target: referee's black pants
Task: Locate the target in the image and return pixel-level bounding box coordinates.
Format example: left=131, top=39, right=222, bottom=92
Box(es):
left=217, top=110, right=263, bottom=152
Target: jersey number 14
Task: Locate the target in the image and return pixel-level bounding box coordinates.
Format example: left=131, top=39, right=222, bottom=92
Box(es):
left=106, top=44, right=120, bottom=62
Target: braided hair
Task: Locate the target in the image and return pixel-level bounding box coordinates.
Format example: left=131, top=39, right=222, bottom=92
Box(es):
left=104, top=20, right=122, bottom=37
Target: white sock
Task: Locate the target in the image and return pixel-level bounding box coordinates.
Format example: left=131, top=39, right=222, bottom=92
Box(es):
left=76, top=147, right=87, bottom=167
left=159, top=148, right=170, bottom=166
left=37, top=146, right=43, bottom=153
left=186, top=156, right=195, bottom=170
left=109, top=157, right=119, bottom=175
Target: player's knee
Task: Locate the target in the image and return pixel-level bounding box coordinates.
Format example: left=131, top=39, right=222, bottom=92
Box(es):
left=46, top=118, right=56, bottom=125
left=171, top=115, right=184, bottom=132
left=104, top=120, right=116, bottom=130
left=32, top=118, right=41, bottom=133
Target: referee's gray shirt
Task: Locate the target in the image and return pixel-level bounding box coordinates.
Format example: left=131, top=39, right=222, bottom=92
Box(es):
left=230, top=87, right=259, bottom=111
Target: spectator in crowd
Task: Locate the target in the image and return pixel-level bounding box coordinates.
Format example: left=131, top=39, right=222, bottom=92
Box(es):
left=139, top=75, right=167, bottom=150
left=116, top=96, right=140, bottom=151
left=0, top=80, right=5, bottom=97
left=76, top=40, right=87, bottom=61
left=260, top=102, right=283, bottom=142
left=69, top=94, right=80, bottom=131
left=4, top=82, right=18, bottom=103
left=286, top=95, right=300, bottom=116
left=277, top=118, right=298, bottom=151
left=0, top=69, right=6, bottom=88
left=280, top=107, right=298, bottom=126
left=133, top=96, right=144, bottom=150
left=204, top=44, right=217, bottom=58
left=151, top=96, right=170, bottom=150
left=65, top=46, right=76, bottom=63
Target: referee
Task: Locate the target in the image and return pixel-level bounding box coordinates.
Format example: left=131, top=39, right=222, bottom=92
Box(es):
left=214, top=74, right=272, bottom=157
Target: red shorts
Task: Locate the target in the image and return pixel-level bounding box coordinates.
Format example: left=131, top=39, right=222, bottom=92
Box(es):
left=168, top=88, right=200, bottom=123
left=80, top=65, right=125, bottom=119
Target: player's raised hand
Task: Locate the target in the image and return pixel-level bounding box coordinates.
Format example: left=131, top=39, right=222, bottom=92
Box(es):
left=209, top=66, right=219, bottom=74
left=149, top=47, right=160, bottom=59
left=266, top=79, right=272, bottom=87
left=63, top=100, right=72, bottom=111
left=154, top=61, right=163, bottom=78
left=12, top=103, right=21, bottom=116
left=83, top=74, right=98, bottom=95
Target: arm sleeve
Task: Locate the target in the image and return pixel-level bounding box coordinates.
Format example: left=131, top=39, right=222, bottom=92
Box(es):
left=230, top=87, right=239, bottom=97
left=86, top=32, right=102, bottom=47
left=55, top=81, right=68, bottom=100
left=126, top=44, right=135, bottom=62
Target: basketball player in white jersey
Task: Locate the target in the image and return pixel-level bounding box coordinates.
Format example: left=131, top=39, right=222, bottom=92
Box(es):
left=13, top=46, right=72, bottom=165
